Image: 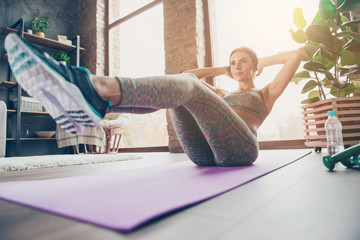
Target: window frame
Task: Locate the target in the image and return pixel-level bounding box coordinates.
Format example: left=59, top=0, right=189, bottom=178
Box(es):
left=105, top=0, right=162, bottom=76
left=105, top=0, right=307, bottom=151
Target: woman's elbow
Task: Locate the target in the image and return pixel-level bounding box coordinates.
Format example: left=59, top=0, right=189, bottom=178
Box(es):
left=294, top=49, right=303, bottom=62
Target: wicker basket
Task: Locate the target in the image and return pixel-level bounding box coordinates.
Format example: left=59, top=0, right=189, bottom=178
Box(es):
left=104, top=126, right=123, bottom=153
left=302, top=96, right=360, bottom=149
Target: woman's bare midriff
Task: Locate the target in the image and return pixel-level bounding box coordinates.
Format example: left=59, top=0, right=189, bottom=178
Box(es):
left=232, top=108, right=262, bottom=130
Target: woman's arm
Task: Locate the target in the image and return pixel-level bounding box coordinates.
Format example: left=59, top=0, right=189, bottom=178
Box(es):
left=260, top=49, right=302, bottom=110
left=184, top=66, right=230, bottom=79
left=184, top=66, right=231, bottom=97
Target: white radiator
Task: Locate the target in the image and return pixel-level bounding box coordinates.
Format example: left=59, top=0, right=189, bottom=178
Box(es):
left=0, top=101, right=6, bottom=157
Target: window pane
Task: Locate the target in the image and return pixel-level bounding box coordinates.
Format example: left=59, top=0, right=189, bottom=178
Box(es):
left=110, top=4, right=167, bottom=147
left=111, top=0, right=157, bottom=20
left=214, top=0, right=317, bottom=140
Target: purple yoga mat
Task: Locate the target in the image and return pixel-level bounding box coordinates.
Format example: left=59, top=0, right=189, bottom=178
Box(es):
left=0, top=151, right=309, bottom=231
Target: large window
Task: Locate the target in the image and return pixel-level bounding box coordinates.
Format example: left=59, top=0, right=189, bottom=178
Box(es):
left=214, top=0, right=318, bottom=141
left=107, top=1, right=167, bottom=147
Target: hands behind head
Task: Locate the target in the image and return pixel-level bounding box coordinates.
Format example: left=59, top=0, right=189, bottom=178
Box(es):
left=256, top=58, right=264, bottom=77
left=224, top=66, right=233, bottom=78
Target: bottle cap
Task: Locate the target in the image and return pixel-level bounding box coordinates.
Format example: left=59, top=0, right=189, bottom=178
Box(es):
left=328, top=110, right=336, bottom=117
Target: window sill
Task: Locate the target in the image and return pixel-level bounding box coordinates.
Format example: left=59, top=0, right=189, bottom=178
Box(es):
left=117, top=139, right=308, bottom=153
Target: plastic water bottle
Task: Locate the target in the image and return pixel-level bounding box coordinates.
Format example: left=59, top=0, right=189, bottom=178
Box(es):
left=325, top=110, right=344, bottom=156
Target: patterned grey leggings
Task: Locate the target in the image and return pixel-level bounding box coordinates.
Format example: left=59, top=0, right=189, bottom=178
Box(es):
left=108, top=73, right=258, bottom=166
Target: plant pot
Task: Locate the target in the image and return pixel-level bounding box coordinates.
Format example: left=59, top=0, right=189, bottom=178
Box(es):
left=36, top=32, right=45, bottom=38
left=302, top=96, right=360, bottom=149
left=59, top=61, right=67, bottom=65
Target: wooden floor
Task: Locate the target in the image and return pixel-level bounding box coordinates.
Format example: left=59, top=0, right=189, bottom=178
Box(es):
left=0, top=149, right=359, bottom=240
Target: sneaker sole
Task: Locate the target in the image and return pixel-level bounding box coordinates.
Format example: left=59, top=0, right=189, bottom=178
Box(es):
left=5, top=33, right=102, bottom=134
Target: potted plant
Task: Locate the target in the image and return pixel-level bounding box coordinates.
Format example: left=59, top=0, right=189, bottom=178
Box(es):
left=55, top=51, right=70, bottom=65
left=289, top=0, right=360, bottom=149
left=31, top=17, right=50, bottom=38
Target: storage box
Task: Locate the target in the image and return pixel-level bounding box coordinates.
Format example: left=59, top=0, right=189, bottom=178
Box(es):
left=302, top=96, right=360, bottom=149
left=57, top=35, right=72, bottom=45
left=18, top=97, right=43, bottom=112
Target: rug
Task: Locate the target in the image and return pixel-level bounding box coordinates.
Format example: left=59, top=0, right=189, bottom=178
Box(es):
left=0, top=153, right=142, bottom=172
left=0, top=150, right=311, bottom=231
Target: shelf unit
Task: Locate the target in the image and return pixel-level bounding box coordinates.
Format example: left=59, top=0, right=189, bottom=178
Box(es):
left=0, top=81, right=16, bottom=88
left=0, top=18, right=84, bottom=156
left=1, top=28, right=85, bottom=52
left=7, top=138, right=56, bottom=141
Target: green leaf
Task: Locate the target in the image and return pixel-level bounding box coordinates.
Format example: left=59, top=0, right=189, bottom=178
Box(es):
left=31, top=16, right=50, bottom=33
left=301, top=45, right=318, bottom=61
left=303, top=61, right=330, bottom=73
left=293, top=8, right=307, bottom=29
left=350, top=76, right=360, bottom=88
left=319, top=0, right=336, bottom=20
left=339, top=64, right=360, bottom=75
left=340, top=15, right=351, bottom=32
left=325, top=72, right=335, bottom=80
left=343, top=39, right=360, bottom=52
left=55, top=51, right=70, bottom=64
left=291, top=70, right=311, bottom=84
left=320, top=46, right=334, bottom=61
left=330, top=83, right=354, bottom=97
left=322, top=78, right=333, bottom=88
left=311, top=11, right=323, bottom=25
left=329, top=86, right=338, bottom=97
left=330, top=80, right=349, bottom=89
left=306, top=24, right=334, bottom=48
left=291, top=29, right=307, bottom=43
left=347, top=15, right=359, bottom=32
left=308, top=90, right=321, bottom=98
left=312, top=54, right=323, bottom=63
left=301, top=97, right=320, bottom=104
left=328, top=19, right=340, bottom=32
left=322, top=43, right=342, bottom=57
left=302, top=79, right=318, bottom=93
left=342, top=19, right=360, bottom=27
left=338, top=31, right=360, bottom=41
left=337, top=0, right=360, bottom=12
left=340, top=49, right=360, bottom=66
left=320, top=57, right=334, bottom=71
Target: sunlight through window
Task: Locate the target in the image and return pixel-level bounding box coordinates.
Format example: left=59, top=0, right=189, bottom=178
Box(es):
left=109, top=2, right=167, bottom=147
left=214, top=0, right=318, bottom=140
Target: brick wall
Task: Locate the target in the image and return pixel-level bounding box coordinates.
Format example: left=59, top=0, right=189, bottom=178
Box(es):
left=108, top=0, right=121, bottom=77
left=163, top=0, right=213, bottom=152
left=79, top=0, right=106, bottom=75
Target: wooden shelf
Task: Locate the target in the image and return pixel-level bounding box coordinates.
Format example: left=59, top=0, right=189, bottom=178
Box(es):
left=0, top=81, right=17, bottom=88
left=7, top=109, right=16, bottom=114
left=22, top=110, right=49, bottom=115
left=6, top=109, right=50, bottom=115
left=6, top=138, right=56, bottom=141
left=1, top=27, right=85, bottom=52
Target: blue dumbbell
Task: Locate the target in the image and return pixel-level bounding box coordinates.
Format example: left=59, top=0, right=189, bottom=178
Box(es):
left=322, top=144, right=360, bottom=171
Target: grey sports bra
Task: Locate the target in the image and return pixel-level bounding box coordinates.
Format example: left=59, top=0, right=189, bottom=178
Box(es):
left=222, top=88, right=268, bottom=124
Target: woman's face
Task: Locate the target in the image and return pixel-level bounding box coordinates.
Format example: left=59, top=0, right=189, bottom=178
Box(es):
left=229, top=51, right=256, bottom=82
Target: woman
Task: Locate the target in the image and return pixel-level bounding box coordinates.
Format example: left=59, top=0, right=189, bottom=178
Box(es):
left=4, top=33, right=302, bottom=166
